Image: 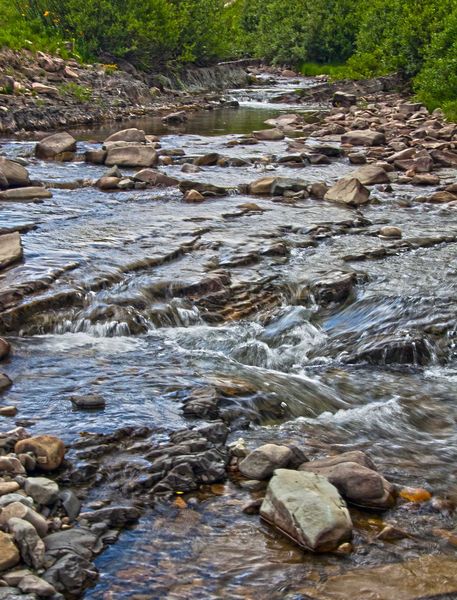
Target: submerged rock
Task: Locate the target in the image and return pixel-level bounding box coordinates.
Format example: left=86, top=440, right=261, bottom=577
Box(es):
left=252, top=128, right=285, bottom=141
left=260, top=469, right=352, bottom=552
left=301, top=555, right=457, bottom=600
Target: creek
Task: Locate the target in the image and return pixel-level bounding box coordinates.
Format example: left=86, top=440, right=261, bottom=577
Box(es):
left=1, top=74, right=457, bottom=599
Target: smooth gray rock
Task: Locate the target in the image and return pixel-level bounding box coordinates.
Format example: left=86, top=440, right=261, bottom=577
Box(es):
left=260, top=469, right=352, bottom=552
left=0, top=158, right=30, bottom=188
left=0, top=494, right=33, bottom=508
left=105, top=145, right=158, bottom=168
left=299, top=460, right=396, bottom=509
left=239, top=444, right=293, bottom=480
left=35, top=132, right=77, bottom=159
left=104, top=128, right=146, bottom=144
left=58, top=490, right=81, bottom=521
left=24, top=477, right=59, bottom=506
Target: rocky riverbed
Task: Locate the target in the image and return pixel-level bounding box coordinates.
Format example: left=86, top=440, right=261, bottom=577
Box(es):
left=1, top=66, right=457, bottom=599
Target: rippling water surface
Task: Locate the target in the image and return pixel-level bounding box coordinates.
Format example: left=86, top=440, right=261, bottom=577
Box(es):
left=1, top=74, right=457, bottom=599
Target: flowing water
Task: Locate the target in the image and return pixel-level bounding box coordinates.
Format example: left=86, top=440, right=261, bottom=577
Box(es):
left=1, top=75, right=457, bottom=599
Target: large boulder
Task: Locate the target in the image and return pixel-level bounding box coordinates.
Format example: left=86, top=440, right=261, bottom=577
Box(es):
left=0, top=531, right=20, bottom=571
left=341, top=130, right=386, bottom=146
left=260, top=470, right=352, bottom=552
left=0, top=232, right=22, bottom=271
left=35, top=132, right=77, bottom=160
left=324, top=178, right=370, bottom=206
left=239, top=444, right=293, bottom=480
left=104, top=128, right=146, bottom=144
left=0, top=158, right=30, bottom=188
left=348, top=165, right=390, bottom=185
left=0, top=187, right=52, bottom=201
left=14, top=435, right=65, bottom=471
left=299, top=454, right=395, bottom=509
left=105, top=145, right=158, bottom=168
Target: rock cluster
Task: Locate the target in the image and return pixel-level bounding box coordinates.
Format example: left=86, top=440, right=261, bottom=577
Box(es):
left=234, top=443, right=398, bottom=553
left=0, top=426, right=143, bottom=597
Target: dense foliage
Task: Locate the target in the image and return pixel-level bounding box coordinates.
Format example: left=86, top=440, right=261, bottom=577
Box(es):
left=2, top=0, right=457, bottom=116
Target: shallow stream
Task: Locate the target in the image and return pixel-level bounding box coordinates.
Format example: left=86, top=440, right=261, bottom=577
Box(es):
left=1, top=74, right=457, bottom=599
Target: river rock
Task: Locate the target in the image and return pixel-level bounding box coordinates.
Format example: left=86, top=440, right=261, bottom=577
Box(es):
left=342, top=130, right=386, bottom=146
left=0, top=481, right=20, bottom=495
left=70, top=394, right=106, bottom=410
left=0, top=187, right=52, bottom=201
left=0, top=158, right=30, bottom=188
left=0, top=405, right=17, bottom=416
left=78, top=505, right=140, bottom=527
left=15, top=435, right=65, bottom=471
left=0, top=373, right=13, bottom=391
left=184, top=189, right=205, bottom=202
left=8, top=517, right=45, bottom=569
left=0, top=494, right=33, bottom=509
left=132, top=169, right=179, bottom=187
left=248, top=176, right=276, bottom=195
left=194, top=153, right=220, bottom=166
left=181, top=163, right=201, bottom=174
left=178, top=180, right=227, bottom=196
left=96, top=176, right=121, bottom=190
left=324, top=178, right=370, bottom=206
left=24, top=477, right=59, bottom=506
left=19, top=574, right=56, bottom=597
left=105, top=145, right=158, bottom=168
left=0, top=502, right=48, bottom=537
left=104, top=128, right=146, bottom=144
left=35, top=132, right=77, bottom=160
left=58, top=490, right=81, bottom=521
left=333, top=91, right=357, bottom=107
left=84, top=149, right=107, bottom=164
left=348, top=165, right=389, bottom=185
left=0, top=232, right=22, bottom=271
left=260, top=470, right=352, bottom=552
left=162, top=111, right=187, bottom=124
left=299, top=460, right=395, bottom=509
left=239, top=444, right=293, bottom=480
left=0, top=531, right=20, bottom=571
left=0, top=456, right=26, bottom=475
left=43, top=552, right=98, bottom=596
left=379, top=226, right=402, bottom=238
left=253, top=128, right=285, bottom=141
left=44, top=527, right=98, bottom=560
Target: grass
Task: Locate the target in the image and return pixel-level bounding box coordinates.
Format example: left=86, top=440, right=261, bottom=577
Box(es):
left=59, top=82, right=92, bottom=102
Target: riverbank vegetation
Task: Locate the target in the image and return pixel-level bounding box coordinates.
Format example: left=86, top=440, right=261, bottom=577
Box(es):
left=2, top=0, right=457, bottom=116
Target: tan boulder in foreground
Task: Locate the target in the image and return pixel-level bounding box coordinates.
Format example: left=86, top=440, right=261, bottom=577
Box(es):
left=15, top=435, right=65, bottom=471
